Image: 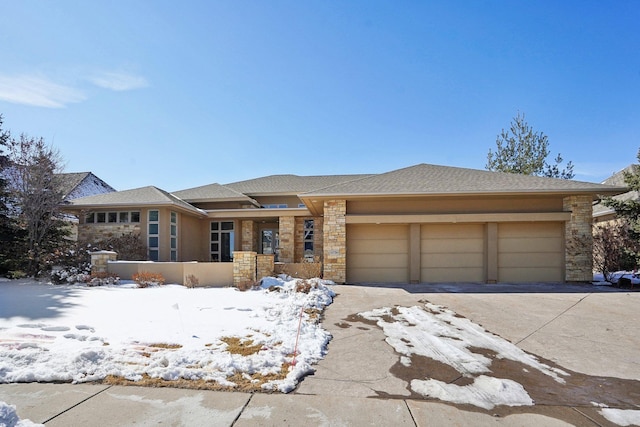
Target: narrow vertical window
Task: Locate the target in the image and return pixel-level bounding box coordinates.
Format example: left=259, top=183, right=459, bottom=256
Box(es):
left=170, top=211, right=177, bottom=262
left=210, top=221, right=234, bottom=262
left=303, top=219, right=314, bottom=261
left=148, top=210, right=159, bottom=261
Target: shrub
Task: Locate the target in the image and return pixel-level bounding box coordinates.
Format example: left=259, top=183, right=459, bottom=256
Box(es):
left=184, top=274, right=199, bottom=288
left=88, top=272, right=120, bottom=287
left=133, top=271, right=165, bottom=288
left=96, top=233, right=148, bottom=261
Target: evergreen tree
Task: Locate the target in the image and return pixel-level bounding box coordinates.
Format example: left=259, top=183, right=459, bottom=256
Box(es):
left=486, top=112, right=574, bottom=179
left=0, top=115, right=18, bottom=274
left=603, top=148, right=640, bottom=234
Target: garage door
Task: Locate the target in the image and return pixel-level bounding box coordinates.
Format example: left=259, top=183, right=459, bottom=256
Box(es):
left=346, top=224, right=409, bottom=283
left=421, top=224, right=485, bottom=282
left=498, top=222, right=563, bottom=282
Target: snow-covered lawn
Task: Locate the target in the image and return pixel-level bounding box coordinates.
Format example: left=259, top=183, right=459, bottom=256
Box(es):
left=0, top=277, right=334, bottom=393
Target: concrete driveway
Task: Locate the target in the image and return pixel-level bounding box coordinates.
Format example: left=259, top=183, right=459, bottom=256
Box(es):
left=1, top=283, right=639, bottom=426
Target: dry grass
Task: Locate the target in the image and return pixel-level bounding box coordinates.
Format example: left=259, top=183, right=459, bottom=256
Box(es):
left=101, top=362, right=292, bottom=392
left=220, top=337, right=263, bottom=356
left=148, top=343, right=183, bottom=349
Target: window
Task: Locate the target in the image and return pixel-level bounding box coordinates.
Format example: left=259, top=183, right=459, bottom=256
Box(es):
left=263, top=204, right=288, bottom=208
left=298, top=203, right=306, bottom=208
left=170, top=211, right=177, bottom=262
left=303, top=219, right=314, bottom=260
left=148, top=210, right=159, bottom=261
left=85, top=211, right=140, bottom=224
left=210, top=221, right=234, bottom=262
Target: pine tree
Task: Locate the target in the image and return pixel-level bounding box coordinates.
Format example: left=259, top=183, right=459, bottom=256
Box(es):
left=486, top=112, right=574, bottom=179
left=603, top=148, right=640, bottom=233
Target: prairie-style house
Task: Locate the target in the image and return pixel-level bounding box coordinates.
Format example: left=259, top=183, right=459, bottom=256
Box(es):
left=61, top=163, right=625, bottom=284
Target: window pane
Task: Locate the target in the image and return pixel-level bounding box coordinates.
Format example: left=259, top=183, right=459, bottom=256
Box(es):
left=211, top=254, right=219, bottom=262
left=171, top=212, right=177, bottom=223
left=119, top=212, right=129, bottom=223
left=210, top=243, right=219, bottom=251
left=221, top=221, right=234, bottom=230
left=304, top=241, right=314, bottom=252
left=85, top=213, right=95, bottom=223
left=148, top=210, right=159, bottom=221
left=149, top=250, right=159, bottom=261
left=211, top=232, right=219, bottom=241
left=108, top=212, right=117, bottom=223
left=131, top=212, right=140, bottom=222
left=149, top=237, right=159, bottom=247
left=210, top=222, right=219, bottom=231
left=304, top=219, right=314, bottom=229
left=170, top=250, right=177, bottom=262
left=221, top=232, right=233, bottom=262
left=170, top=224, right=177, bottom=236
left=170, top=237, right=176, bottom=249
left=149, top=224, right=159, bottom=234
left=97, top=212, right=106, bottom=223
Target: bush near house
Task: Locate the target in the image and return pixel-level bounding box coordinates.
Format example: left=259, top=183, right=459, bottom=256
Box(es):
left=133, top=271, right=165, bottom=288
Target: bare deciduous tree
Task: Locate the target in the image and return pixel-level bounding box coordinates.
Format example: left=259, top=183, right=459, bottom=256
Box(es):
left=5, top=134, right=66, bottom=275
left=592, top=220, right=637, bottom=282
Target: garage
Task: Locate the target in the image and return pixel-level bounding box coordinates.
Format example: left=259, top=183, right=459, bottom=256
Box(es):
left=346, top=224, right=409, bottom=283
left=498, top=222, right=564, bottom=282
left=421, top=223, right=485, bottom=282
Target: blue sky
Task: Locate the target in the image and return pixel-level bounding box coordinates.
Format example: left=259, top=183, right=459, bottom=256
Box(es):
left=0, top=1, right=638, bottom=191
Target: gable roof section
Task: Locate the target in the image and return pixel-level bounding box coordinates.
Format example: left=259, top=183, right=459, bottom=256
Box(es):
left=173, top=183, right=259, bottom=206
left=225, top=174, right=372, bottom=195
left=67, top=186, right=205, bottom=216
left=301, top=164, right=627, bottom=197
left=593, top=164, right=638, bottom=218
left=54, top=172, right=116, bottom=201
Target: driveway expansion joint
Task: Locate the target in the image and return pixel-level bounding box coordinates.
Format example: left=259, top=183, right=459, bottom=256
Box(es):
left=41, top=384, right=113, bottom=424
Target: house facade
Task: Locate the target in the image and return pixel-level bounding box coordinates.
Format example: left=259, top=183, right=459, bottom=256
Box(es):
left=62, top=164, right=625, bottom=284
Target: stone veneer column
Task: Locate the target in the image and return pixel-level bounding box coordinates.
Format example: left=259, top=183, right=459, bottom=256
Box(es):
left=256, top=254, right=275, bottom=279
left=90, top=250, right=117, bottom=274
left=278, top=216, right=295, bottom=263
left=233, top=251, right=256, bottom=287
left=241, top=220, right=257, bottom=251
left=564, top=195, right=593, bottom=282
left=323, top=200, right=346, bottom=284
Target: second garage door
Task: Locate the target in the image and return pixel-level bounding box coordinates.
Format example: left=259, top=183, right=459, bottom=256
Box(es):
left=421, top=223, right=485, bottom=282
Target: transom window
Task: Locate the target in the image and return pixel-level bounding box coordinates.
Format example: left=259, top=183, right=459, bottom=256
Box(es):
left=85, top=211, right=140, bottom=224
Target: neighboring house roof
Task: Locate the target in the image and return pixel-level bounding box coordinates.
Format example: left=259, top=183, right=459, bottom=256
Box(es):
left=172, top=183, right=260, bottom=206
left=68, top=186, right=205, bottom=216
left=593, top=164, right=637, bottom=218
left=54, top=172, right=116, bottom=201
left=301, top=164, right=627, bottom=197
left=225, top=174, right=372, bottom=195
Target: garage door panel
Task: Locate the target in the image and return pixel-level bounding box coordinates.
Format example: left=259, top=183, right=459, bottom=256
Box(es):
left=348, top=268, right=409, bottom=283
left=422, top=253, right=484, bottom=268
left=348, top=224, right=408, bottom=240
left=499, top=223, right=561, bottom=238
left=422, top=238, right=484, bottom=253
left=350, top=253, right=408, bottom=268
left=422, top=224, right=484, bottom=238
left=500, top=253, right=563, bottom=268
left=499, top=268, right=562, bottom=283
left=349, top=239, right=407, bottom=254
left=499, top=237, right=563, bottom=253
left=421, top=268, right=484, bottom=283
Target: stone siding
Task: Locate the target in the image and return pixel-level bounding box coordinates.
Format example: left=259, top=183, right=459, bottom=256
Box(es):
left=257, top=254, right=275, bottom=279
left=323, top=200, right=346, bottom=283
left=278, top=216, right=295, bottom=263
left=90, top=251, right=117, bottom=274
left=241, top=220, right=257, bottom=251
left=233, top=251, right=256, bottom=287
left=564, top=195, right=593, bottom=282
left=78, top=224, right=141, bottom=243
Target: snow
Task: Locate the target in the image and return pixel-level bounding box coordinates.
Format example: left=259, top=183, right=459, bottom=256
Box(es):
left=593, top=270, right=640, bottom=286
left=359, top=302, right=569, bottom=410
left=0, top=276, right=335, bottom=393
left=599, top=408, right=640, bottom=426
left=0, top=401, right=43, bottom=426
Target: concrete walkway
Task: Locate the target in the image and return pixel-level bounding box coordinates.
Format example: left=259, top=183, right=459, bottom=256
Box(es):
left=1, top=283, right=638, bottom=426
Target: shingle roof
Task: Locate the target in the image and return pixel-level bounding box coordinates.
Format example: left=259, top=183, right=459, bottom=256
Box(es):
left=173, top=183, right=259, bottom=205
left=225, top=174, right=372, bottom=194
left=302, top=164, right=627, bottom=197
left=54, top=172, right=91, bottom=198
left=54, top=172, right=116, bottom=201
left=593, top=165, right=637, bottom=217
left=68, top=186, right=204, bottom=215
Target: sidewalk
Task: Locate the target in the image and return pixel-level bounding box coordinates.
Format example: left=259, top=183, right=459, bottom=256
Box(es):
left=1, top=283, right=639, bottom=426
